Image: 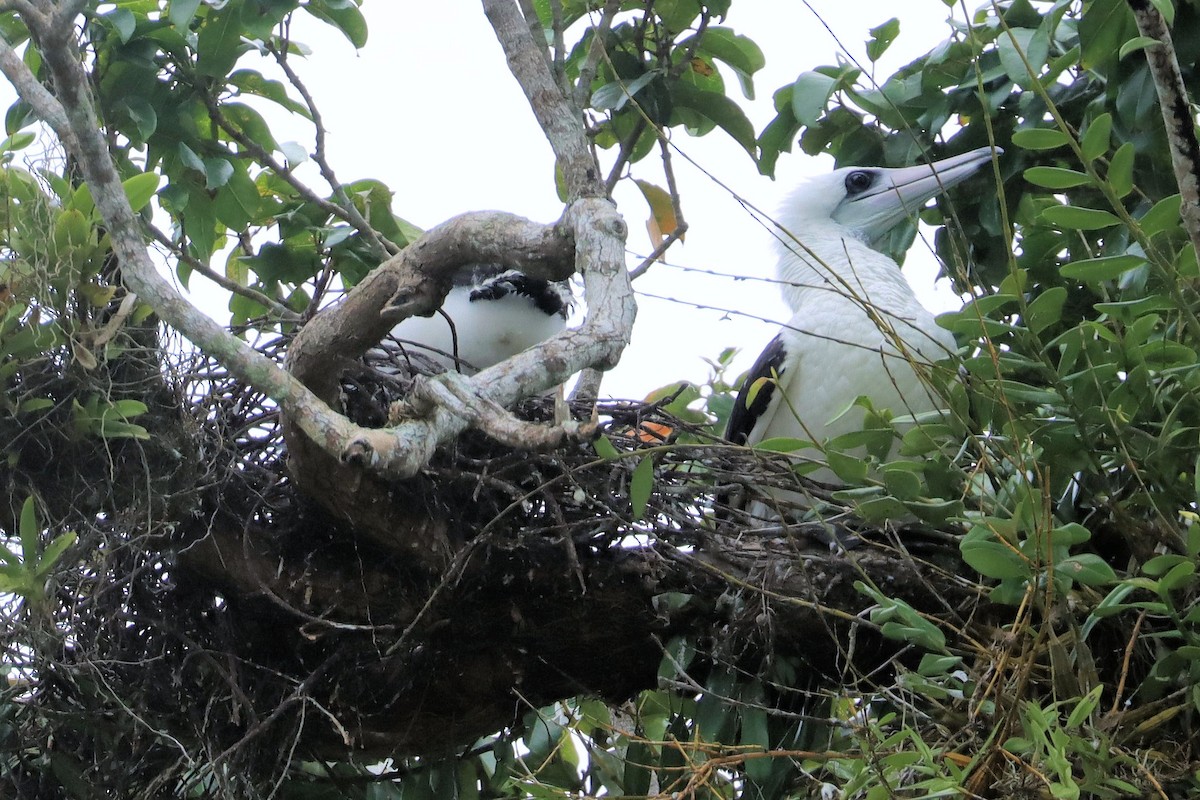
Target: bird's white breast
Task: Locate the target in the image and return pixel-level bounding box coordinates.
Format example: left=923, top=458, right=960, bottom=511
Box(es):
left=389, top=286, right=567, bottom=373
left=758, top=230, right=955, bottom=486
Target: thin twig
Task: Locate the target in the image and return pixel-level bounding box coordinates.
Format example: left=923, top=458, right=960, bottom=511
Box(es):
left=202, top=95, right=393, bottom=261
left=269, top=46, right=394, bottom=260
left=143, top=220, right=301, bottom=322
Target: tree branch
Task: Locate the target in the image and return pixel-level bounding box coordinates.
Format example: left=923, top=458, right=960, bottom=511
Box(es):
left=1127, top=0, right=1200, bottom=258
left=482, top=0, right=603, bottom=200
left=11, top=6, right=377, bottom=472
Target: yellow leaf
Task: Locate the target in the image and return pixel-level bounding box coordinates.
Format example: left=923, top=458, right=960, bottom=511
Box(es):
left=634, top=179, right=682, bottom=251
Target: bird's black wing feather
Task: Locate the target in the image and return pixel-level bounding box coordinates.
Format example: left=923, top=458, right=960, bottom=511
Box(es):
left=726, top=333, right=789, bottom=445
left=468, top=269, right=572, bottom=318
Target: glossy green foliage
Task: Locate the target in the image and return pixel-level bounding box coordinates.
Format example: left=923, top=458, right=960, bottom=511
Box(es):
left=542, top=1, right=763, bottom=167
left=41, top=0, right=416, bottom=331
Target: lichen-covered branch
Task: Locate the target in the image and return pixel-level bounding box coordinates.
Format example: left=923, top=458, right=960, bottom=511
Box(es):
left=8, top=10, right=366, bottom=451
left=1127, top=0, right=1200, bottom=257
left=482, top=0, right=603, bottom=200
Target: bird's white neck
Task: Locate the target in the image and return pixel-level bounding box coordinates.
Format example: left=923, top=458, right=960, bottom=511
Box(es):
left=773, top=221, right=920, bottom=316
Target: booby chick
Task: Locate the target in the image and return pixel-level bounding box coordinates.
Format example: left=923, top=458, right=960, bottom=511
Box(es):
left=727, top=146, right=998, bottom=513
left=378, top=264, right=573, bottom=374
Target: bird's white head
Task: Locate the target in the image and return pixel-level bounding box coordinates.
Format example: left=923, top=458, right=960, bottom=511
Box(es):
left=781, top=146, right=999, bottom=247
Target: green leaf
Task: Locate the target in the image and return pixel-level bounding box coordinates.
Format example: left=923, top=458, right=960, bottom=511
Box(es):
left=1080, top=113, right=1112, bottom=161
left=1059, top=554, right=1117, bottom=587
left=33, top=532, right=76, bottom=581
left=1079, top=0, right=1137, bottom=76
left=1023, top=166, right=1092, bottom=189
left=221, top=102, right=279, bottom=152
left=592, top=71, right=660, bottom=112
left=752, top=437, right=811, bottom=453
left=105, top=8, right=136, bottom=43
left=630, top=457, right=653, bottom=520
left=1025, top=287, right=1066, bottom=334
left=593, top=435, right=620, bottom=460
left=961, top=534, right=1030, bottom=580
left=169, top=0, right=202, bottom=29
left=826, top=450, right=867, bottom=484
left=997, top=26, right=1050, bottom=88
left=1012, top=128, right=1071, bottom=150
left=1150, top=0, right=1175, bottom=27
left=0, top=131, right=35, bottom=152
left=1066, top=686, right=1104, bottom=728
left=790, top=70, right=837, bottom=127
left=1138, top=193, right=1181, bottom=237
left=866, top=18, right=900, bottom=62
left=670, top=82, right=757, bottom=156
left=1060, top=254, right=1145, bottom=284
left=1107, top=141, right=1136, bottom=197
left=1118, top=35, right=1159, bottom=60
left=122, top=171, right=160, bottom=212
left=304, top=0, right=369, bottom=48
left=1039, top=205, right=1120, bottom=230
left=18, top=495, right=37, bottom=567
left=196, top=0, right=246, bottom=77
left=682, top=27, right=764, bottom=99
left=202, top=158, right=234, bottom=190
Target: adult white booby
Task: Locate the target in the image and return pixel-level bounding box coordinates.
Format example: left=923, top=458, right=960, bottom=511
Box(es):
left=377, top=265, right=573, bottom=374
left=726, top=146, right=998, bottom=511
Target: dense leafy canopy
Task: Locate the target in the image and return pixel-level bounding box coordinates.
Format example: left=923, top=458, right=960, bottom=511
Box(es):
left=2, top=0, right=1200, bottom=798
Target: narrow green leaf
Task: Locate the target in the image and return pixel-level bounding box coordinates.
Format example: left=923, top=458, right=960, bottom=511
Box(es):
left=1066, top=686, right=1104, bottom=728
left=1012, top=128, right=1071, bottom=150
left=1025, top=287, right=1067, bottom=334
left=1138, top=193, right=1181, bottom=237
left=33, top=532, right=76, bottom=580
left=18, top=496, right=37, bottom=566
left=593, top=435, right=620, bottom=460
left=1107, top=142, right=1136, bottom=197
left=1039, top=205, right=1120, bottom=230
left=630, top=457, right=654, bottom=520
left=752, top=437, right=811, bottom=453
left=1080, top=113, right=1112, bottom=161
left=1024, top=166, right=1092, bottom=189
left=1060, top=254, right=1145, bottom=283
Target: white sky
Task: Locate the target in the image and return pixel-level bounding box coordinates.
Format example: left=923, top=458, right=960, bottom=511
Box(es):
left=9, top=2, right=968, bottom=401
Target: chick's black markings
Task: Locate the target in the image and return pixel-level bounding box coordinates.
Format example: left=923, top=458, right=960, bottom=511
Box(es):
left=468, top=270, right=573, bottom=318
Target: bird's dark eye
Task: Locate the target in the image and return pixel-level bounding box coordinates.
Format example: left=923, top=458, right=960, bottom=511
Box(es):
left=844, top=170, right=875, bottom=195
